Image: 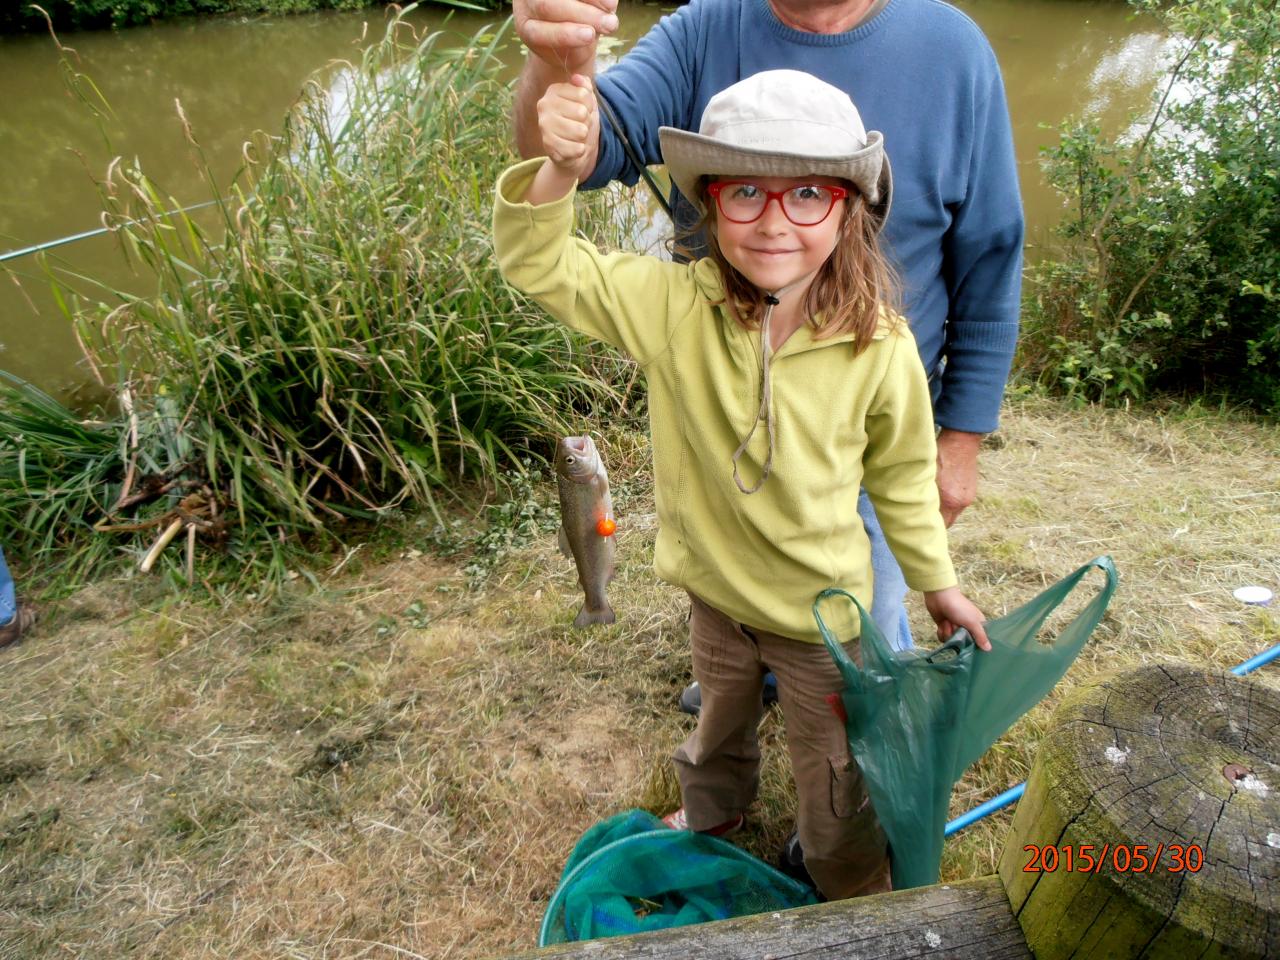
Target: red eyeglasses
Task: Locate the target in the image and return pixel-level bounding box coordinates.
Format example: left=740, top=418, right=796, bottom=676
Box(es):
left=706, top=180, right=850, bottom=226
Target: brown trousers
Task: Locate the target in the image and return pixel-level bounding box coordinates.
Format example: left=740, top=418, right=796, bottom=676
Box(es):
left=673, top=594, right=892, bottom=900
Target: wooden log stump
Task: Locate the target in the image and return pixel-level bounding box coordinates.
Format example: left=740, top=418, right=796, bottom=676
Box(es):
left=998, top=663, right=1280, bottom=959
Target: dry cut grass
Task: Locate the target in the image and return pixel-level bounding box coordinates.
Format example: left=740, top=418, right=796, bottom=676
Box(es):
left=1, top=395, right=1278, bottom=959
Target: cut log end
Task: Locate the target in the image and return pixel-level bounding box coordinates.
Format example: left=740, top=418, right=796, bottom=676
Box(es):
left=999, top=663, right=1280, bottom=959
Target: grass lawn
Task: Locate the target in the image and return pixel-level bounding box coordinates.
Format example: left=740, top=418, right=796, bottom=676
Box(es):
left=2, top=394, right=1278, bottom=958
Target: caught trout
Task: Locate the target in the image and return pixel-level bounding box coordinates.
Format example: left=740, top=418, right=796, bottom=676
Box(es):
left=554, top=435, right=616, bottom=627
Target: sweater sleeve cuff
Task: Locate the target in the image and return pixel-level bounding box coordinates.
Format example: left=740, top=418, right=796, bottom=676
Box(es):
left=904, top=567, right=959, bottom=594
left=933, top=320, right=1019, bottom=433
left=495, top=156, right=578, bottom=222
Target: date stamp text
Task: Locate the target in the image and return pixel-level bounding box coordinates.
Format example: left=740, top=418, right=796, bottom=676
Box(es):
left=1022, top=843, right=1205, bottom=874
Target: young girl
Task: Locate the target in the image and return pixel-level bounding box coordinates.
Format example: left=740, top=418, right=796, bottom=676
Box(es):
left=493, top=69, right=990, bottom=900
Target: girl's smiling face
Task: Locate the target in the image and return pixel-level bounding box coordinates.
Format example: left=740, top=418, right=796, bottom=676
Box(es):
left=708, top=175, right=848, bottom=295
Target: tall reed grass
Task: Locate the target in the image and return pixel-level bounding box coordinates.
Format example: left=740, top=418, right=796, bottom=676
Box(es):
left=0, top=373, right=125, bottom=582
left=2, top=10, right=635, bottom=587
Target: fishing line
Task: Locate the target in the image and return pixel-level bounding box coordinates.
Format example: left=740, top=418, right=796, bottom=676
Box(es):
left=593, top=88, right=673, bottom=222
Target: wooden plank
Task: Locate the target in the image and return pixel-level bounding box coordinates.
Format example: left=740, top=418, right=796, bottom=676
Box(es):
left=499, top=875, right=1031, bottom=959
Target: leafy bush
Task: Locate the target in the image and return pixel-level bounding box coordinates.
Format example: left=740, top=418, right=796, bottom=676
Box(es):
left=3, top=15, right=633, bottom=587
left=5, top=1, right=364, bottom=33
left=1019, top=0, right=1280, bottom=413
left=2, top=0, right=496, bottom=34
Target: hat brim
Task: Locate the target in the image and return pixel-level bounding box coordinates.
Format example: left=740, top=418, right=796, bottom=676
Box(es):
left=658, top=127, right=892, bottom=227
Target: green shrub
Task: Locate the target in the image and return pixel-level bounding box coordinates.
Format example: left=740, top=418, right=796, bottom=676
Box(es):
left=3, top=14, right=633, bottom=587
left=1019, top=0, right=1280, bottom=413
left=2, top=0, right=497, bottom=34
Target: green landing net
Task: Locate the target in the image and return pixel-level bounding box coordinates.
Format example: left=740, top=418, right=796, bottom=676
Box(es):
left=816, top=555, right=1118, bottom=891
left=539, top=809, right=819, bottom=946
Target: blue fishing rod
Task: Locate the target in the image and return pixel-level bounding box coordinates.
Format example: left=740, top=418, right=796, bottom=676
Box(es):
left=2, top=97, right=658, bottom=265
left=0, top=199, right=224, bottom=264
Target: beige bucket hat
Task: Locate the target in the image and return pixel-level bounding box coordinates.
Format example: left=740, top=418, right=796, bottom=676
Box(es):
left=659, top=69, right=891, bottom=226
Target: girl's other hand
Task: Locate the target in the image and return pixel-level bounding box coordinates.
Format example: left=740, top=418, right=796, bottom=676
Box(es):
left=923, top=586, right=991, bottom=652
left=538, top=74, right=597, bottom=178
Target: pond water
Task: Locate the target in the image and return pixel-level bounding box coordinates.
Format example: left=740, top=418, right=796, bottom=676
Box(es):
left=0, top=0, right=1167, bottom=400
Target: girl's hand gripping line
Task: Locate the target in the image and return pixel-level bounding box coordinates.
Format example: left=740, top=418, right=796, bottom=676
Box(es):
left=526, top=74, right=598, bottom=205
left=923, top=587, right=991, bottom=652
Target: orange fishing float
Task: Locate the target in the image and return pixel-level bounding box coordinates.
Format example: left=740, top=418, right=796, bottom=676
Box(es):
left=596, top=518, right=617, bottom=537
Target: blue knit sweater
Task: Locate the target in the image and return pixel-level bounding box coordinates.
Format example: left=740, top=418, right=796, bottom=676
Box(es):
left=585, top=0, right=1024, bottom=433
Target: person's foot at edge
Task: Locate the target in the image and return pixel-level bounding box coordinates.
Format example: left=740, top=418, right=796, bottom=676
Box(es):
left=0, top=603, right=36, bottom=650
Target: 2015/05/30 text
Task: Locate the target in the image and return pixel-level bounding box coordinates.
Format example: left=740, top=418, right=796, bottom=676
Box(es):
left=1022, top=843, right=1205, bottom=874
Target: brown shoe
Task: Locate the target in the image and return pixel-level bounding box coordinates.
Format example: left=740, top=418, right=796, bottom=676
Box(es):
left=0, top=603, right=36, bottom=649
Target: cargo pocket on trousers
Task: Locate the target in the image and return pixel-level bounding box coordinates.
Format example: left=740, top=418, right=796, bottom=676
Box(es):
left=829, top=753, right=861, bottom=819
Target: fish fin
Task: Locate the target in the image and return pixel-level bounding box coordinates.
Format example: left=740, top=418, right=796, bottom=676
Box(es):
left=573, top=604, right=616, bottom=628
left=556, top=525, right=572, bottom=559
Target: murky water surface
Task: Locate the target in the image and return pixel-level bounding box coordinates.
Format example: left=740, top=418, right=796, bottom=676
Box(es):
left=0, top=0, right=1166, bottom=398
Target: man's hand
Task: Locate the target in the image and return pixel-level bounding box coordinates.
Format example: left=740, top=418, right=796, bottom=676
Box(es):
left=936, top=428, right=983, bottom=528
left=515, top=0, right=619, bottom=75
left=923, top=586, right=990, bottom=651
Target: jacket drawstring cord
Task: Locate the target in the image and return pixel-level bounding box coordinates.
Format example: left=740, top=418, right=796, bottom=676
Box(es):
left=731, top=286, right=793, bottom=495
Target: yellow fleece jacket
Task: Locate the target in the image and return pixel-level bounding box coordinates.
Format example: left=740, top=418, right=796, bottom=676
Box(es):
left=493, top=157, right=956, bottom=643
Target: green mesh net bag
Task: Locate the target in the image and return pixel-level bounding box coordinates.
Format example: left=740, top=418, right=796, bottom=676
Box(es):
left=815, top=556, right=1118, bottom=891
left=540, top=809, right=819, bottom=946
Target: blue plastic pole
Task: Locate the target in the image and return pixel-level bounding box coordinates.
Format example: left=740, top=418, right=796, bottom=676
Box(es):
left=945, top=783, right=1025, bottom=836
left=1231, top=640, right=1280, bottom=677
left=947, top=638, right=1280, bottom=836
left=0, top=199, right=223, bottom=264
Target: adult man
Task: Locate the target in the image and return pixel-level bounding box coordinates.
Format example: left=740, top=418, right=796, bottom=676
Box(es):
left=513, top=0, right=1023, bottom=654
left=0, top=545, right=34, bottom=649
